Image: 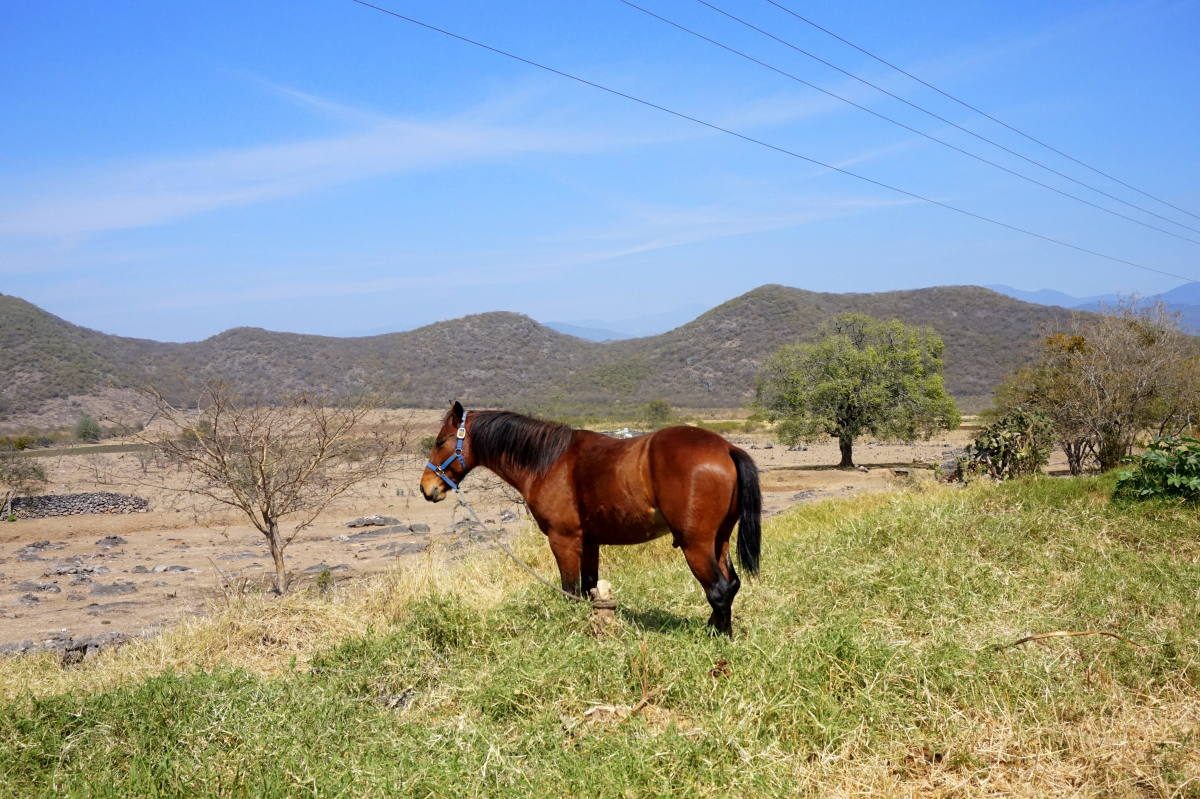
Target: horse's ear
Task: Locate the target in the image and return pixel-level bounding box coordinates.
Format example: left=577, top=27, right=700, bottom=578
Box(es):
left=451, top=400, right=464, bottom=425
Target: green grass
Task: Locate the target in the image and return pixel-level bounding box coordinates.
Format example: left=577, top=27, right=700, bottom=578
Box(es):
left=1, top=477, right=1197, bottom=796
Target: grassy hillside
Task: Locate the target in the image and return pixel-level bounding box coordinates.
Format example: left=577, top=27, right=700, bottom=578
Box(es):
left=1, top=285, right=1079, bottom=419
left=1, top=477, right=1196, bottom=796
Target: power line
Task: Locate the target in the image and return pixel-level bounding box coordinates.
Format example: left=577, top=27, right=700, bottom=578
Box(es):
left=763, top=0, right=1200, bottom=225
left=693, top=0, right=1200, bottom=237
left=348, top=0, right=1197, bottom=285
left=618, top=0, right=1200, bottom=246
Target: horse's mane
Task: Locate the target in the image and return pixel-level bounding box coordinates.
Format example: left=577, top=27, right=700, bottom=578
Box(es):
left=468, top=411, right=574, bottom=476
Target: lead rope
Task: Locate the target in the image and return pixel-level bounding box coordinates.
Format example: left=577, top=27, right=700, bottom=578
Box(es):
left=452, top=492, right=587, bottom=604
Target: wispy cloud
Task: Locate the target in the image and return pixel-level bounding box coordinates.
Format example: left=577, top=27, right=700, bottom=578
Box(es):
left=0, top=114, right=633, bottom=239
left=0, top=61, right=930, bottom=243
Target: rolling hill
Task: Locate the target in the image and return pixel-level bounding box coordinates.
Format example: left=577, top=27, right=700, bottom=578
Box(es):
left=1, top=285, right=1079, bottom=424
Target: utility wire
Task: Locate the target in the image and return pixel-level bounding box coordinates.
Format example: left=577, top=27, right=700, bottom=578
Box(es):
left=693, top=0, right=1200, bottom=237
left=349, top=0, right=1197, bottom=284
left=763, top=0, right=1200, bottom=225
left=619, top=0, right=1200, bottom=246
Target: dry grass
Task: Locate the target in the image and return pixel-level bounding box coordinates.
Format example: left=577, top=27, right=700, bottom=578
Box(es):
left=1, top=476, right=1197, bottom=797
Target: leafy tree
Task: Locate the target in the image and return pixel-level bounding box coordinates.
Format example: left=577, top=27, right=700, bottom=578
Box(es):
left=641, top=399, right=676, bottom=430
left=74, top=414, right=102, bottom=442
left=756, top=314, right=960, bottom=467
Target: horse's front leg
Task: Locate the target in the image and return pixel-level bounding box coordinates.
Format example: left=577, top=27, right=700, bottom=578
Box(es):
left=547, top=528, right=586, bottom=595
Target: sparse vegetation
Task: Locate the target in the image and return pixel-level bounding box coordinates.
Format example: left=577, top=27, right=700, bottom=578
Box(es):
left=73, top=414, right=102, bottom=442
left=138, top=384, right=403, bottom=594
left=0, top=477, right=1196, bottom=796
left=0, top=452, right=47, bottom=518
left=998, top=302, right=1200, bottom=474
left=756, top=314, right=960, bottom=467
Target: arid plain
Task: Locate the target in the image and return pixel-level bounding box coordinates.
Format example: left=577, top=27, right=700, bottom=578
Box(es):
left=0, top=409, right=984, bottom=648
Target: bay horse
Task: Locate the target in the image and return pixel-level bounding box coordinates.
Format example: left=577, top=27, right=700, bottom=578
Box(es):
left=420, top=401, right=761, bottom=635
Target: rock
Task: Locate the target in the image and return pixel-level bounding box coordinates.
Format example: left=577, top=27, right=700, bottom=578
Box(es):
left=856, top=466, right=869, bottom=473
left=85, top=600, right=141, bottom=615
left=409, top=523, right=430, bottom=533
left=44, top=559, right=107, bottom=577
left=132, top=565, right=150, bottom=574
left=0, top=639, right=35, bottom=655
left=18, top=593, right=40, bottom=606
left=96, top=535, right=127, bottom=549
left=346, top=515, right=402, bottom=528
left=375, top=541, right=426, bottom=557
left=762, top=443, right=774, bottom=450
left=787, top=445, right=807, bottom=452
left=343, top=525, right=410, bottom=543
left=16, top=580, right=61, bottom=593
left=90, top=581, right=137, bottom=597
left=892, top=468, right=912, bottom=478
left=378, top=689, right=416, bottom=710
left=791, top=490, right=819, bottom=502
left=216, top=550, right=258, bottom=561
left=937, top=450, right=966, bottom=482
left=303, top=562, right=349, bottom=573
left=152, top=564, right=191, bottom=573
left=46, top=632, right=133, bottom=664
left=499, top=509, right=518, bottom=523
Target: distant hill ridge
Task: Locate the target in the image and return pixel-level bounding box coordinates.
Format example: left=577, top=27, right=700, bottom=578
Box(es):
left=0, top=285, right=1079, bottom=421
left=988, top=282, right=1200, bottom=332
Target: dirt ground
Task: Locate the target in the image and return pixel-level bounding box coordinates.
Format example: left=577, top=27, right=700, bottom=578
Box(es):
left=0, top=411, right=986, bottom=649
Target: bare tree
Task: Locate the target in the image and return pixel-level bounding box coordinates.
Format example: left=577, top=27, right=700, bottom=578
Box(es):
left=999, top=302, right=1200, bottom=474
left=1, top=451, right=48, bottom=518
left=138, top=384, right=404, bottom=593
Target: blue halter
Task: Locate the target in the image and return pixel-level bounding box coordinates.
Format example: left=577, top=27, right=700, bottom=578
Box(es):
left=426, top=411, right=468, bottom=492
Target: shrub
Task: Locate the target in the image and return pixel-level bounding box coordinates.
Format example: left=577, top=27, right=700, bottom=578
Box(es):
left=1114, top=436, right=1200, bottom=502
left=74, top=414, right=102, bottom=442
left=961, top=407, right=1054, bottom=481
left=1, top=452, right=48, bottom=516
left=640, top=399, right=676, bottom=430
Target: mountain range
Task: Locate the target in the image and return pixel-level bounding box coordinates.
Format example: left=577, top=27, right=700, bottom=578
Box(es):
left=988, top=282, right=1200, bottom=331
left=1, top=285, right=1083, bottom=425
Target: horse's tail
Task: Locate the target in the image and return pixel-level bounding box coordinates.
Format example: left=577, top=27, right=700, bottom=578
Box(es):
left=730, top=447, right=761, bottom=577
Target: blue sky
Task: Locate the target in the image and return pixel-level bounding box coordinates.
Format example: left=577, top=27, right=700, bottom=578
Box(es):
left=3, top=0, right=1198, bottom=341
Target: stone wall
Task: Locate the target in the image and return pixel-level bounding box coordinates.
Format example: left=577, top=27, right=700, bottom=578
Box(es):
left=9, top=492, right=150, bottom=519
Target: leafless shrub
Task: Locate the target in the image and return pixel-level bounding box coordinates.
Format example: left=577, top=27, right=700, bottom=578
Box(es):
left=137, top=383, right=406, bottom=594
left=998, top=301, right=1200, bottom=473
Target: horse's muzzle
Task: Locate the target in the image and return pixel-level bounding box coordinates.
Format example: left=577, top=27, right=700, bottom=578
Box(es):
left=420, top=474, right=449, bottom=503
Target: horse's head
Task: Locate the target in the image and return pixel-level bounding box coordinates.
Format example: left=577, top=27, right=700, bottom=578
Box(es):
left=420, top=401, right=472, bottom=502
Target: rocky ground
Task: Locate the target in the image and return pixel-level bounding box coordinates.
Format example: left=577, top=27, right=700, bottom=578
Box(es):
left=0, top=412, right=988, bottom=659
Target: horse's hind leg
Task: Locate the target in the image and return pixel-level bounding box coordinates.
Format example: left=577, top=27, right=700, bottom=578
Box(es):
left=680, top=519, right=740, bottom=635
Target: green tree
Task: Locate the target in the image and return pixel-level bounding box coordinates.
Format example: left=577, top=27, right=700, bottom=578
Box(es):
left=756, top=314, right=960, bottom=468
left=640, top=399, right=676, bottom=430
left=74, top=414, right=102, bottom=442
